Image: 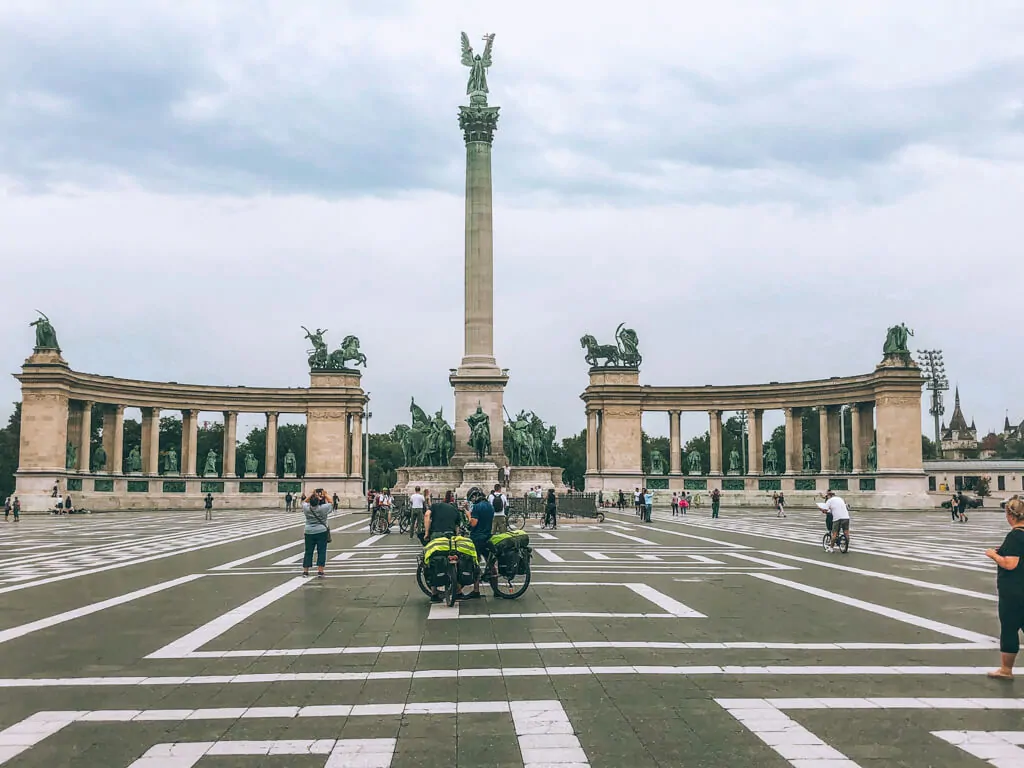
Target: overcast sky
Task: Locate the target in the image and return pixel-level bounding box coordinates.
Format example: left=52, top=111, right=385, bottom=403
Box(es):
left=2, top=1, right=1022, bottom=442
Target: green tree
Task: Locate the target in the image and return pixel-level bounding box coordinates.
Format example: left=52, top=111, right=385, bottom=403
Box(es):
left=158, top=416, right=182, bottom=469
left=641, top=432, right=670, bottom=475
left=921, top=434, right=938, bottom=460
left=368, top=430, right=404, bottom=491
left=0, top=403, right=22, bottom=501
left=551, top=430, right=586, bottom=491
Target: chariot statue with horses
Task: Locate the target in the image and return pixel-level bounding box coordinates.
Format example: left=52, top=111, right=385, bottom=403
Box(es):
left=581, top=323, right=642, bottom=368
left=302, top=327, right=367, bottom=370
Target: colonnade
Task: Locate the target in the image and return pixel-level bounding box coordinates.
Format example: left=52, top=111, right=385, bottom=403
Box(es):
left=581, top=362, right=929, bottom=508
left=14, top=351, right=368, bottom=511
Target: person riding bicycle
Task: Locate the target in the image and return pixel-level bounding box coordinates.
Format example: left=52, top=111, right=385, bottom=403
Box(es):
left=464, top=490, right=495, bottom=600
left=373, top=487, right=394, bottom=533
left=821, top=489, right=851, bottom=552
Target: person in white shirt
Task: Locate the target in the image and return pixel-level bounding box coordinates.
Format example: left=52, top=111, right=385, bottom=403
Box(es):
left=374, top=488, right=394, bottom=533
left=822, top=490, right=851, bottom=551
left=409, top=486, right=426, bottom=540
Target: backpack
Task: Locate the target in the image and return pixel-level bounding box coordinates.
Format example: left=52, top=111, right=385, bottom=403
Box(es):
left=492, top=494, right=504, bottom=514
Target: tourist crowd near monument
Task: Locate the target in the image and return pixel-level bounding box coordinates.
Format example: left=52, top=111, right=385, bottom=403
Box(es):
left=8, top=33, right=935, bottom=512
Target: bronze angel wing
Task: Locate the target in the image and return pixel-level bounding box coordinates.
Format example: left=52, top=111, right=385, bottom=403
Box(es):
left=460, top=31, right=475, bottom=67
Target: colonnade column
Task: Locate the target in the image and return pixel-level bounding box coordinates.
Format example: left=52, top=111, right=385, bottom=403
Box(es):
left=747, top=409, right=764, bottom=475
left=669, top=411, right=682, bottom=474
left=855, top=402, right=875, bottom=471
left=850, top=404, right=864, bottom=472
left=708, top=410, right=723, bottom=476
left=141, top=407, right=160, bottom=474
left=264, top=412, right=278, bottom=478
left=819, top=407, right=834, bottom=472
left=784, top=407, right=803, bottom=474
left=350, top=412, right=362, bottom=478
left=104, top=405, right=123, bottom=474
left=77, top=401, right=93, bottom=472
left=585, top=410, right=599, bottom=473
left=222, top=412, right=238, bottom=478
left=181, top=409, right=199, bottom=476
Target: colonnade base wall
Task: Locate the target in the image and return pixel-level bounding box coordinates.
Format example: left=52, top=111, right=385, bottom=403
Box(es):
left=12, top=352, right=368, bottom=513
left=582, top=361, right=931, bottom=511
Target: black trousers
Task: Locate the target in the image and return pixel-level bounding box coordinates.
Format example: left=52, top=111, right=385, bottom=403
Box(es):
left=998, top=593, right=1024, bottom=654
left=303, top=531, right=328, bottom=569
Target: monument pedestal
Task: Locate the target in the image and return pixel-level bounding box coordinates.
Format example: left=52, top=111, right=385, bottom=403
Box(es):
left=243, top=472, right=257, bottom=479
left=283, top=472, right=297, bottom=479
left=449, top=368, right=508, bottom=467
left=458, top=461, right=500, bottom=496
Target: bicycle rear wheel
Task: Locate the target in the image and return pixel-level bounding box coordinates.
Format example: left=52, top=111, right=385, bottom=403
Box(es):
left=399, top=513, right=411, bottom=534
left=837, top=532, right=849, bottom=553
left=491, top=558, right=531, bottom=600
left=506, top=512, right=524, bottom=531
left=415, top=561, right=432, bottom=598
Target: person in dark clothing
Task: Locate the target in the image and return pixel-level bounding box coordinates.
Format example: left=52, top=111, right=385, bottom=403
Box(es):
left=985, top=496, right=1024, bottom=679
left=958, top=492, right=969, bottom=523
left=423, top=494, right=463, bottom=602
left=543, top=488, right=557, bottom=529
left=203, top=493, right=214, bottom=521
left=711, top=488, right=721, bottom=519
left=618, top=490, right=626, bottom=510
left=464, top=493, right=495, bottom=600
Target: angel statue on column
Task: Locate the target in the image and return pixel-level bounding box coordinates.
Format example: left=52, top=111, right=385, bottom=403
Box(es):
left=461, top=32, right=495, bottom=97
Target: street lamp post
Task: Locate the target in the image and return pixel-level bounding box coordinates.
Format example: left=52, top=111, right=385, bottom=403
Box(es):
left=735, top=410, right=748, bottom=474
left=916, top=350, right=948, bottom=454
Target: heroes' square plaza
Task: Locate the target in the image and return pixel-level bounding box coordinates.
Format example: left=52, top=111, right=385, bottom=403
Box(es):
left=2, top=30, right=1022, bottom=768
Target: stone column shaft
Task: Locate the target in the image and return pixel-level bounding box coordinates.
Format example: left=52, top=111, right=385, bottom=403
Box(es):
left=855, top=402, right=875, bottom=471
left=141, top=407, right=160, bottom=475
left=819, top=408, right=833, bottom=472
left=586, top=411, right=599, bottom=473
left=264, top=412, right=279, bottom=478
left=222, top=412, right=238, bottom=478
left=747, top=409, right=764, bottom=475
left=181, top=409, right=199, bottom=476
left=784, top=407, right=803, bottom=475
left=850, top=405, right=864, bottom=472
left=78, top=402, right=93, bottom=472
left=669, top=411, right=682, bottom=474
left=708, top=410, right=723, bottom=476
left=350, top=412, right=362, bottom=478
left=103, top=405, right=124, bottom=474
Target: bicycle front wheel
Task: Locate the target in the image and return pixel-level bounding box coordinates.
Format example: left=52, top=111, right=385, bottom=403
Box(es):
left=399, top=514, right=411, bottom=534
left=506, top=512, right=524, bottom=531
left=822, top=533, right=832, bottom=552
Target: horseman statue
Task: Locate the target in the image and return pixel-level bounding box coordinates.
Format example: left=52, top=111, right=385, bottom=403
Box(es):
left=303, top=327, right=367, bottom=370
left=397, top=399, right=453, bottom=467
left=466, top=404, right=491, bottom=461
left=580, top=322, right=642, bottom=368
left=503, top=408, right=558, bottom=466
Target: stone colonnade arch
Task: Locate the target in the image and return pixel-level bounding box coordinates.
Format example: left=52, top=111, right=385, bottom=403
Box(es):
left=13, top=350, right=367, bottom=512
left=581, top=358, right=928, bottom=509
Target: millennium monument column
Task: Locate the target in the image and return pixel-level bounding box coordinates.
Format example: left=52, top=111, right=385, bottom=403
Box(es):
left=450, top=32, right=508, bottom=467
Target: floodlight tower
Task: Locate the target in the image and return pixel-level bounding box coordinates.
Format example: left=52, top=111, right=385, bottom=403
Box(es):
left=916, top=349, right=948, bottom=449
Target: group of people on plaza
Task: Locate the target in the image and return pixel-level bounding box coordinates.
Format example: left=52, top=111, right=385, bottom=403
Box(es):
left=623, top=487, right=723, bottom=521
left=3, top=496, right=20, bottom=522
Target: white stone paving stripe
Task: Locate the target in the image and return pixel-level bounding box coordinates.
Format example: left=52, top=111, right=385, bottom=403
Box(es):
left=716, top=698, right=1024, bottom=768
left=146, top=577, right=306, bottom=659
left=0, top=574, right=204, bottom=646
left=604, top=530, right=660, bottom=545
left=624, top=583, right=707, bottom=617
left=175, top=639, right=994, bottom=659
left=0, top=518, right=306, bottom=594
left=584, top=552, right=610, bottom=560
left=535, top=548, right=565, bottom=562
left=0, top=666, right=999, bottom=689
left=0, top=701, right=572, bottom=767
left=759, top=549, right=998, bottom=601
left=355, top=534, right=387, bottom=548
left=750, top=572, right=996, bottom=644
left=932, top=730, right=1024, bottom=766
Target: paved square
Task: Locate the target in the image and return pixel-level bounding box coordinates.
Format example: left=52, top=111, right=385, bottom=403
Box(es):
left=0, top=505, right=1018, bottom=766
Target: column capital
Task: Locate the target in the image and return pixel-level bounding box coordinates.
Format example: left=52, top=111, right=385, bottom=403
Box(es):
left=708, top=408, right=722, bottom=417
left=108, top=403, right=125, bottom=414
left=458, top=104, right=500, bottom=144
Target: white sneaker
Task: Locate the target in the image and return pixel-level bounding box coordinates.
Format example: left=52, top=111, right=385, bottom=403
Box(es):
left=825, top=546, right=834, bottom=553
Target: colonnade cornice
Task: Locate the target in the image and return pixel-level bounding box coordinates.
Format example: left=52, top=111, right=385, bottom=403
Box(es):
left=14, top=366, right=366, bottom=414
left=581, top=367, right=923, bottom=413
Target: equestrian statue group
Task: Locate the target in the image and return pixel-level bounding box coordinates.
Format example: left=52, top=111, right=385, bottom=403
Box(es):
left=302, top=327, right=366, bottom=371
left=395, top=399, right=456, bottom=467
left=504, top=408, right=557, bottom=466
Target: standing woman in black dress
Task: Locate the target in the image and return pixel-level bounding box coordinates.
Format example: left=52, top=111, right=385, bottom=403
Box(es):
left=985, top=496, right=1024, bottom=679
